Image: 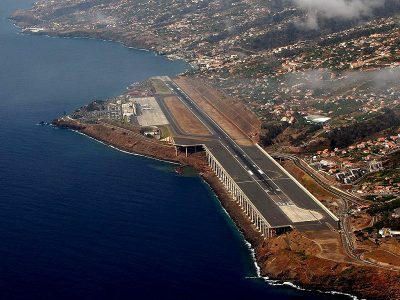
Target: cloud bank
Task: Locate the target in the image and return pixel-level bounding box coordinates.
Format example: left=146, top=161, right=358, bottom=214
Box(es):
left=293, top=0, right=385, bottom=29
left=285, top=67, right=400, bottom=93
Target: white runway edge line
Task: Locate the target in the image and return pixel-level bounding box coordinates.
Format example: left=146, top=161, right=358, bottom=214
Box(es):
left=201, top=163, right=357, bottom=299
left=71, top=127, right=356, bottom=300
left=255, top=144, right=339, bottom=223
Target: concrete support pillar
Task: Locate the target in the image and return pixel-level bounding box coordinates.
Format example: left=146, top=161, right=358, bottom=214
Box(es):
left=256, top=215, right=259, bottom=229
left=205, top=148, right=273, bottom=240
left=261, top=223, right=264, bottom=236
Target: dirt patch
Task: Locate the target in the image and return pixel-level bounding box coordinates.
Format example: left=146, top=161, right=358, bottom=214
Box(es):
left=163, top=96, right=211, bottom=136
left=304, top=230, right=352, bottom=263
left=53, top=117, right=400, bottom=300
left=173, top=77, right=255, bottom=146
left=54, top=118, right=180, bottom=162
left=282, top=160, right=341, bottom=215
left=364, top=250, right=400, bottom=267
left=351, top=213, right=373, bottom=231
left=257, top=231, right=400, bottom=300
left=381, top=238, right=400, bottom=254
left=185, top=77, right=261, bottom=141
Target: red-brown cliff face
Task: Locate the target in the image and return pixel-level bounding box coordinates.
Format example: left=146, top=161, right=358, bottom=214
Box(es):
left=256, top=232, right=400, bottom=300
left=53, top=118, right=400, bottom=300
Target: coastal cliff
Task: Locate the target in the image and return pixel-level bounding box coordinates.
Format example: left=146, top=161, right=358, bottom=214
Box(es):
left=9, top=0, right=400, bottom=297
left=53, top=117, right=400, bottom=300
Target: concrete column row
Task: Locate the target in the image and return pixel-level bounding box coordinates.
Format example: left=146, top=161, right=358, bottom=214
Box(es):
left=205, top=148, right=273, bottom=238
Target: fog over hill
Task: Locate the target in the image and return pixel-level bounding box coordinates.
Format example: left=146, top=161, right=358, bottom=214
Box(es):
left=293, top=0, right=386, bottom=28
left=11, top=0, right=400, bottom=157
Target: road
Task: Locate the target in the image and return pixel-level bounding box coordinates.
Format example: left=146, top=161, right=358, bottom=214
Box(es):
left=166, top=80, right=281, bottom=194
left=164, top=78, right=339, bottom=230
left=271, top=153, right=400, bottom=270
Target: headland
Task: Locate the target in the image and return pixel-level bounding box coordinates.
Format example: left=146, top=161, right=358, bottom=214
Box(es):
left=52, top=75, right=400, bottom=300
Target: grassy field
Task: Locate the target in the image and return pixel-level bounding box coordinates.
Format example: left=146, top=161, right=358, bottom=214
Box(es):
left=151, top=79, right=172, bottom=95
left=157, top=125, right=172, bottom=139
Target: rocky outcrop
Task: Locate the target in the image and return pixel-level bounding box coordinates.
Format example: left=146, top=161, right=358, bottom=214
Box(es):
left=256, top=232, right=400, bottom=300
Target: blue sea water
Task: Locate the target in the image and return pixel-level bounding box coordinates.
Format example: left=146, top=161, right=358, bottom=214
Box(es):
left=0, top=1, right=347, bottom=299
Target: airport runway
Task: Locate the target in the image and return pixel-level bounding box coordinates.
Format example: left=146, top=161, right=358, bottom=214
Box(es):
left=163, top=78, right=339, bottom=230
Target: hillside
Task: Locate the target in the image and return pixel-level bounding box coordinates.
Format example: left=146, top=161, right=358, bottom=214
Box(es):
left=11, top=0, right=400, bottom=251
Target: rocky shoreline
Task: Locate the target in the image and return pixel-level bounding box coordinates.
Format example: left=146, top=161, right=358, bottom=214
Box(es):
left=9, top=3, right=400, bottom=298
left=10, top=11, right=171, bottom=60
left=53, top=118, right=400, bottom=300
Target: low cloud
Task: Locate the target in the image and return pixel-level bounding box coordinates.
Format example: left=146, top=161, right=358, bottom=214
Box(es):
left=293, top=0, right=385, bottom=29
left=285, top=67, right=400, bottom=94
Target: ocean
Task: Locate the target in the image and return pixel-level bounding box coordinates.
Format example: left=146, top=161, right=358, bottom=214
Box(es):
left=0, top=1, right=346, bottom=299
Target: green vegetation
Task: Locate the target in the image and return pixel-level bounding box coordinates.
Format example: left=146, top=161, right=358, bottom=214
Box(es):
left=260, top=120, right=288, bottom=146
left=366, top=194, right=397, bottom=202
left=373, top=213, right=400, bottom=230
left=368, top=199, right=400, bottom=215
left=327, top=108, right=400, bottom=149
left=157, top=125, right=172, bottom=139
left=312, top=99, right=360, bottom=116
left=86, top=100, right=105, bottom=112
left=368, top=169, right=400, bottom=184
left=151, top=79, right=171, bottom=95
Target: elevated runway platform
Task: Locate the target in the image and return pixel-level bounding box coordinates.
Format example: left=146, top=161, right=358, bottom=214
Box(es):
left=153, top=76, right=339, bottom=235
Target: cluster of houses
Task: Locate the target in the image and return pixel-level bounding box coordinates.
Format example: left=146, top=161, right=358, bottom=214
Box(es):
left=105, top=97, right=139, bottom=122
left=335, top=168, right=368, bottom=184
